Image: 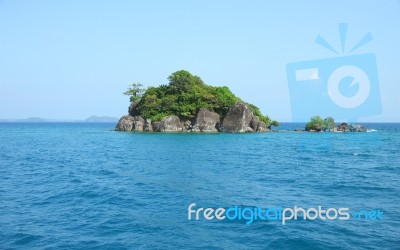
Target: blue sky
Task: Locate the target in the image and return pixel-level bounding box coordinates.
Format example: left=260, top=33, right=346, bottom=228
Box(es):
left=0, top=0, right=399, bottom=121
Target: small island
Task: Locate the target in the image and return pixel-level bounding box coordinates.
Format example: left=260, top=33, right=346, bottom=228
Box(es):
left=302, top=116, right=368, bottom=132
left=115, top=70, right=278, bottom=133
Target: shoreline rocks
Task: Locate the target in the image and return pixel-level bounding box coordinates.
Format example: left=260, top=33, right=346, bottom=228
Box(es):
left=115, top=102, right=271, bottom=133
left=337, top=123, right=367, bottom=132
left=192, top=108, right=220, bottom=132
left=220, top=102, right=254, bottom=132
left=299, top=122, right=368, bottom=132
left=154, top=115, right=183, bottom=132
left=115, top=115, right=145, bottom=132
left=303, top=116, right=368, bottom=133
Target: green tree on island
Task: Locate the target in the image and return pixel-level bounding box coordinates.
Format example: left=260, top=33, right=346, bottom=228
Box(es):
left=123, top=70, right=278, bottom=127
left=124, top=83, right=145, bottom=103
left=270, top=120, right=280, bottom=127
left=306, top=115, right=324, bottom=131
left=323, top=117, right=335, bottom=131
left=306, top=116, right=336, bottom=131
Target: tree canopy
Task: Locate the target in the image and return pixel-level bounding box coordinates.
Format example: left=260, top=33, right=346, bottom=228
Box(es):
left=306, top=115, right=336, bottom=131
left=123, top=83, right=145, bottom=103
left=124, top=70, right=277, bottom=126
left=306, top=115, right=324, bottom=131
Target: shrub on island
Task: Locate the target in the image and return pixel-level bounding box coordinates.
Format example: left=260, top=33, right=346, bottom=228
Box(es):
left=116, top=70, right=278, bottom=133
left=305, top=116, right=367, bottom=132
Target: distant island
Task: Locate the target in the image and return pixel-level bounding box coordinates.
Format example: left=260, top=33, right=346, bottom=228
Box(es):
left=0, top=116, right=119, bottom=123
left=301, top=116, right=368, bottom=132
left=84, top=116, right=120, bottom=123
left=115, top=70, right=278, bottom=133
left=0, top=117, right=48, bottom=123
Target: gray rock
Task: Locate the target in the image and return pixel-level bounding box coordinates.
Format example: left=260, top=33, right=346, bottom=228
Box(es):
left=154, top=115, right=183, bottom=132
left=183, top=120, right=192, bottom=132
left=352, top=124, right=367, bottom=132
left=337, top=123, right=368, bottom=132
left=192, top=108, right=220, bottom=132
left=250, top=116, right=259, bottom=130
left=115, top=115, right=145, bottom=131
left=250, top=116, right=270, bottom=132
left=151, top=121, right=161, bottom=132
left=337, top=123, right=350, bottom=132
left=117, top=104, right=274, bottom=133
left=115, top=115, right=135, bottom=131
left=256, top=121, right=269, bottom=132
left=220, top=102, right=254, bottom=132
left=132, top=116, right=145, bottom=131
left=144, top=118, right=153, bottom=132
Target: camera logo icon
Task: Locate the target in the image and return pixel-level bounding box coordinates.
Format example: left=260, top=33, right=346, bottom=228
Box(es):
left=286, top=23, right=381, bottom=121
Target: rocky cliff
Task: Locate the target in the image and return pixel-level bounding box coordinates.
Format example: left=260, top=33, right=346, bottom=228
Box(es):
left=303, top=116, right=368, bottom=132
left=115, top=102, right=271, bottom=133
left=116, top=70, right=276, bottom=133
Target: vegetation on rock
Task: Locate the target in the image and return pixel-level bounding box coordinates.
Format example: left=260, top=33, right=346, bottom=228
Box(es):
left=305, top=115, right=324, bottom=131
left=124, top=70, right=277, bottom=126
left=305, top=115, right=368, bottom=132
left=123, top=83, right=145, bottom=103
left=323, top=117, right=335, bottom=131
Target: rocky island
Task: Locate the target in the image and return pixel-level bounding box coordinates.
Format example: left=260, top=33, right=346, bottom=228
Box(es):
left=115, top=70, right=278, bottom=133
left=303, top=116, right=368, bottom=132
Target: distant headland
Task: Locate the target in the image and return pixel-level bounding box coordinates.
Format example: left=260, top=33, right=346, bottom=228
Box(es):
left=115, top=70, right=278, bottom=133
left=0, top=116, right=119, bottom=123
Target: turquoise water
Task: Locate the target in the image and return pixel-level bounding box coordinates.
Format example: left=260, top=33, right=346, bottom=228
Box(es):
left=1, top=123, right=399, bottom=249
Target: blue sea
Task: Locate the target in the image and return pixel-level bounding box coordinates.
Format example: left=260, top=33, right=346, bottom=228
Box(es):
left=1, top=122, right=399, bottom=249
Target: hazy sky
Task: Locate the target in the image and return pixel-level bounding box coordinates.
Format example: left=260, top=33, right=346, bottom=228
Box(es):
left=0, top=0, right=399, bottom=121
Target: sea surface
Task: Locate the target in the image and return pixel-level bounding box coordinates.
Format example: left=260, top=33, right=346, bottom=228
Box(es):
left=0, top=122, right=399, bottom=249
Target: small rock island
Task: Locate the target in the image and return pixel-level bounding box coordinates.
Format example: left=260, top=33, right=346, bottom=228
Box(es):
left=303, top=116, right=368, bottom=132
left=115, top=70, right=278, bottom=133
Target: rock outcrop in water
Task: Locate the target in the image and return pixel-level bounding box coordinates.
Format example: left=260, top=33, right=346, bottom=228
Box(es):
left=337, top=123, right=367, bottom=132
left=220, top=102, right=254, bottom=132
left=303, top=116, right=368, bottom=132
left=152, top=115, right=183, bottom=132
left=219, top=102, right=269, bottom=132
left=116, top=70, right=277, bottom=133
left=191, top=108, right=220, bottom=132
left=115, top=115, right=136, bottom=131
left=116, top=102, right=271, bottom=133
